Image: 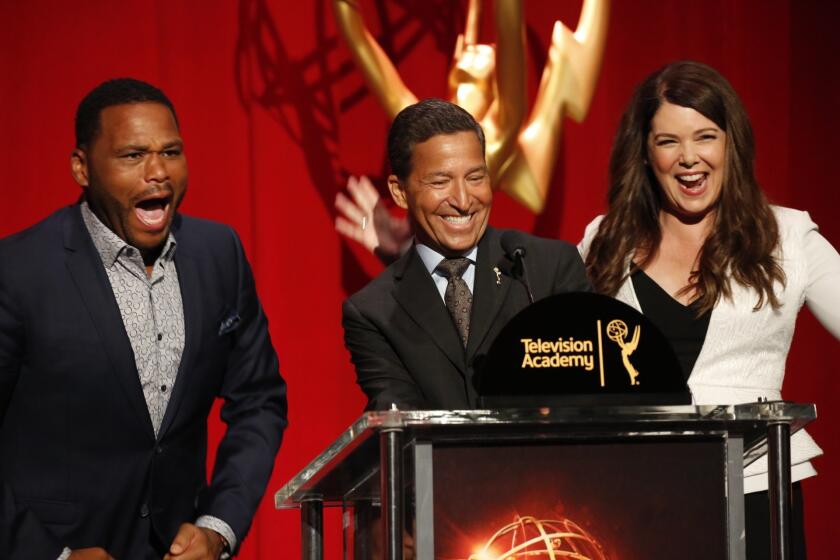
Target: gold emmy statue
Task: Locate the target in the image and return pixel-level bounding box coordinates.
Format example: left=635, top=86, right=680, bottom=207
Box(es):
left=606, top=319, right=640, bottom=386
left=333, top=0, right=609, bottom=213
left=466, top=515, right=608, bottom=560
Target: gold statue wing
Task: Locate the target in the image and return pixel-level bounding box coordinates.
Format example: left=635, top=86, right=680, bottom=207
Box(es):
left=499, top=0, right=610, bottom=212
left=333, top=0, right=417, bottom=119
left=334, top=0, right=609, bottom=214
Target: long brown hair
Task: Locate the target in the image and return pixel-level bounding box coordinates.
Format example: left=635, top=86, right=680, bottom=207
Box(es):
left=585, top=61, right=784, bottom=314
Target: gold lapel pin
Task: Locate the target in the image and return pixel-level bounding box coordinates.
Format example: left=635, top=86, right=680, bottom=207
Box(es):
left=493, top=266, right=502, bottom=285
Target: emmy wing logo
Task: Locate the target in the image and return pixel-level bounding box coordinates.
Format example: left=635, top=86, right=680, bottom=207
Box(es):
left=605, top=320, right=640, bottom=386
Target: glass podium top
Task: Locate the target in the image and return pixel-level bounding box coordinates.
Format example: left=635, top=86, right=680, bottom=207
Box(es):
left=275, top=402, right=816, bottom=508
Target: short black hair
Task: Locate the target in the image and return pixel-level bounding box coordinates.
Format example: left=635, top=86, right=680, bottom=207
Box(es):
left=387, top=98, right=485, bottom=180
left=75, top=78, right=178, bottom=147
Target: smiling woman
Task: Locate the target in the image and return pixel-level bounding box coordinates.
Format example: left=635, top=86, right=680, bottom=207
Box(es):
left=583, top=60, right=787, bottom=314
left=646, top=102, right=726, bottom=225
left=578, top=60, right=840, bottom=559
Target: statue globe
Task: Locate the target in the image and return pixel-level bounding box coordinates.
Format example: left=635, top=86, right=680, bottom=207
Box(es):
left=467, top=515, right=608, bottom=560
left=606, top=319, right=628, bottom=343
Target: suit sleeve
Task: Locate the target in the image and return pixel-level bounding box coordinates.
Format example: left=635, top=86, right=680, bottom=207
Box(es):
left=198, top=229, right=288, bottom=551
left=551, top=242, right=593, bottom=294
left=342, top=298, right=427, bottom=410
left=0, top=253, right=65, bottom=558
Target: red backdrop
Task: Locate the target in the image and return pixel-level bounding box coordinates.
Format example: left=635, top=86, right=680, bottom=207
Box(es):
left=1, top=0, right=837, bottom=557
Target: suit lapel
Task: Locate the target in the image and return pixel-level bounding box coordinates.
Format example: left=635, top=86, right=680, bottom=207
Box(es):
left=393, top=248, right=467, bottom=374
left=158, top=219, right=202, bottom=438
left=466, top=228, right=512, bottom=360
left=62, top=206, right=155, bottom=440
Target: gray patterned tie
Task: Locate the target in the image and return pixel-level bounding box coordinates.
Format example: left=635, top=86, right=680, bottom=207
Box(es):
left=436, top=257, right=472, bottom=347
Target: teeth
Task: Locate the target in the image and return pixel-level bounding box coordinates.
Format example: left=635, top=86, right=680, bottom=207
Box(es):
left=443, top=215, right=470, bottom=224
left=678, top=173, right=704, bottom=182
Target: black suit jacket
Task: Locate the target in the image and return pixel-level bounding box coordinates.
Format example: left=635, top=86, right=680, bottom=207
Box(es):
left=0, top=205, right=287, bottom=558
left=342, top=227, right=591, bottom=410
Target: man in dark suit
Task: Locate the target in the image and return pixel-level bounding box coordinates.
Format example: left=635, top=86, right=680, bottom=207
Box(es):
left=342, top=99, right=590, bottom=410
left=0, top=79, right=287, bottom=559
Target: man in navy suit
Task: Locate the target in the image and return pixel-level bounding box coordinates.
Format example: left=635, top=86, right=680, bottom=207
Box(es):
left=0, top=79, right=287, bottom=559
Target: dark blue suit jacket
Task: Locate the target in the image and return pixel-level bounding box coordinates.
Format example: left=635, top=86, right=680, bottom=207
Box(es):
left=0, top=205, right=287, bottom=558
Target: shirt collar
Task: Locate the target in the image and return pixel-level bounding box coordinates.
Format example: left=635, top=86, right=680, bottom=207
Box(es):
left=80, top=200, right=177, bottom=268
left=415, top=243, right=478, bottom=276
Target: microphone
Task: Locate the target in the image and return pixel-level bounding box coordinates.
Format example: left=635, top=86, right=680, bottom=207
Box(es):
left=500, top=231, right=535, bottom=304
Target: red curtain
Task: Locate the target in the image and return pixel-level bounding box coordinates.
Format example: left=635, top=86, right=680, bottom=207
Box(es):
left=1, top=0, right=837, bottom=556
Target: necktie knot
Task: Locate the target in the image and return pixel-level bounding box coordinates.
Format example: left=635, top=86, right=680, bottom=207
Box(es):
left=436, top=257, right=470, bottom=279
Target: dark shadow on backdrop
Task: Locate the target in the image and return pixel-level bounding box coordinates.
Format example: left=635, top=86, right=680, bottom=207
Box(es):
left=234, top=0, right=466, bottom=294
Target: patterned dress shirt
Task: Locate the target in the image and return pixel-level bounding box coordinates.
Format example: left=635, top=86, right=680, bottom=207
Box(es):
left=82, top=202, right=184, bottom=435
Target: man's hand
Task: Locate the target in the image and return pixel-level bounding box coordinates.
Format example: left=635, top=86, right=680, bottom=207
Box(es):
left=68, top=548, right=114, bottom=560
left=163, top=523, right=225, bottom=560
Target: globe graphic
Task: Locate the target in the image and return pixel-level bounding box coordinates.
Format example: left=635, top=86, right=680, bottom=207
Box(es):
left=606, top=319, right=627, bottom=343
left=467, top=515, right=608, bottom=560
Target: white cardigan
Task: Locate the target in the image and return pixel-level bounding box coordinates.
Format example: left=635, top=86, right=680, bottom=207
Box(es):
left=578, top=206, right=840, bottom=493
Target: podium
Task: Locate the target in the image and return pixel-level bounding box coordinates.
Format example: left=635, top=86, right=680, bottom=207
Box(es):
left=276, top=403, right=815, bottom=560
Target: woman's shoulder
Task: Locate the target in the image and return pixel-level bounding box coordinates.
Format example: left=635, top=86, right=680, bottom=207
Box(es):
left=577, top=214, right=606, bottom=257
left=770, top=205, right=818, bottom=241
left=582, top=214, right=606, bottom=235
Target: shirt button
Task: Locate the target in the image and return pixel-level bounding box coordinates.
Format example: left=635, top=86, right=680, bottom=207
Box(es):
left=160, top=385, right=167, bottom=393
left=157, top=333, right=163, bottom=341
left=156, top=445, right=163, bottom=455
left=140, top=503, right=150, bottom=518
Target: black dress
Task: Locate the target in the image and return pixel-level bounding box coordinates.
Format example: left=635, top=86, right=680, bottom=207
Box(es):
left=631, top=268, right=710, bottom=380
left=631, top=268, right=807, bottom=559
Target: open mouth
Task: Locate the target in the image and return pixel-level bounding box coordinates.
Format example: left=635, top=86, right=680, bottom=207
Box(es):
left=675, top=172, right=708, bottom=194
left=134, top=194, right=172, bottom=230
